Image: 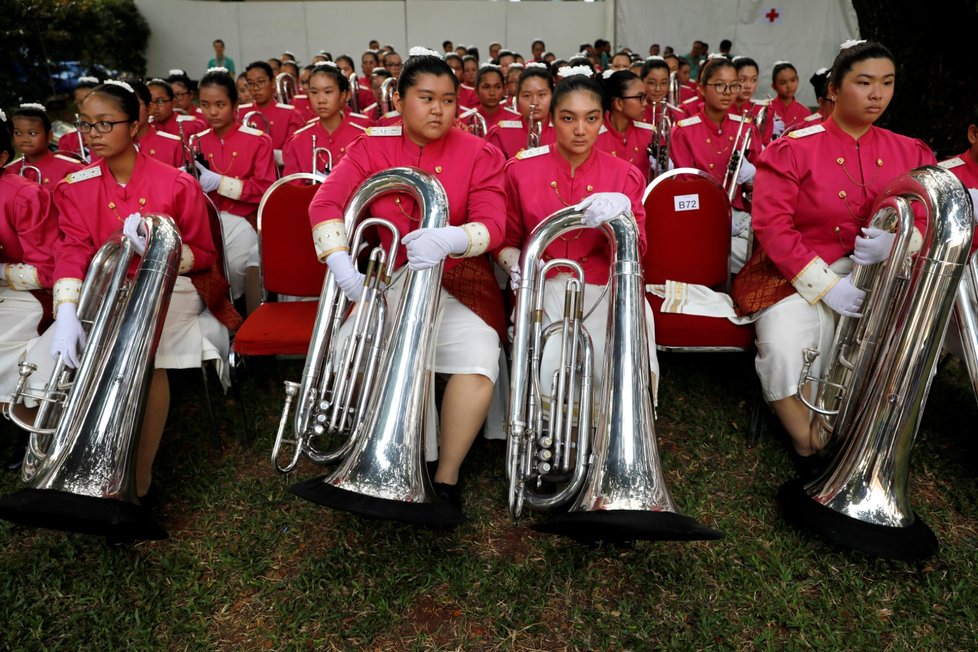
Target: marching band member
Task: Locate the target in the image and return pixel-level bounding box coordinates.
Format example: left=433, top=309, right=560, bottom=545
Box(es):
left=236, top=72, right=252, bottom=105
left=267, top=58, right=283, bottom=77
left=468, top=64, right=520, bottom=130
left=597, top=70, right=654, bottom=180
left=299, top=64, right=313, bottom=92
left=609, top=51, right=633, bottom=72
left=36, top=81, right=228, bottom=501
left=803, top=67, right=834, bottom=124
left=146, top=78, right=207, bottom=140
left=382, top=51, right=403, bottom=80
left=363, top=67, right=393, bottom=122
left=0, top=110, right=59, bottom=409
left=640, top=57, right=684, bottom=124
left=127, top=78, right=185, bottom=169
left=237, top=61, right=305, bottom=166
left=733, top=41, right=935, bottom=472
left=308, top=50, right=507, bottom=514
left=461, top=55, right=478, bottom=87
left=166, top=71, right=204, bottom=119
left=195, top=69, right=276, bottom=312
left=283, top=62, right=366, bottom=177
left=358, top=50, right=380, bottom=109
left=73, top=76, right=100, bottom=109
left=495, top=72, right=658, bottom=399
left=505, top=63, right=524, bottom=101
left=762, top=61, right=812, bottom=142
left=9, top=104, right=83, bottom=186
left=485, top=65, right=556, bottom=159
left=670, top=56, right=761, bottom=272
left=731, top=56, right=761, bottom=118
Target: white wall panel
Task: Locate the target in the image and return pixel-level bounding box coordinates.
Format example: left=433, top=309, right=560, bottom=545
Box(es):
left=405, top=1, right=506, bottom=56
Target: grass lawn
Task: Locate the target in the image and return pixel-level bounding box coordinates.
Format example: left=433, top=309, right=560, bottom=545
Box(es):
left=1, top=352, right=976, bottom=651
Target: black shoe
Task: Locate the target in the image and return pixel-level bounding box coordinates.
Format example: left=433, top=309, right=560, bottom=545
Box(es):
left=138, top=486, right=161, bottom=510
left=5, top=432, right=28, bottom=471
left=432, top=481, right=463, bottom=511
left=789, top=451, right=826, bottom=482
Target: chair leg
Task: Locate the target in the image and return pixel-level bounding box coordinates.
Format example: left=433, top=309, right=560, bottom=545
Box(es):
left=747, top=382, right=769, bottom=448
left=200, top=364, right=222, bottom=452
left=228, top=352, right=251, bottom=440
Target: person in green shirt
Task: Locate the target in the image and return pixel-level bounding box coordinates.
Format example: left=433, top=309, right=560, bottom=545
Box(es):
left=207, top=39, right=235, bottom=75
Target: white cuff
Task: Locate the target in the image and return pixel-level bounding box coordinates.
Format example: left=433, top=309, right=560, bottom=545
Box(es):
left=218, top=175, right=244, bottom=200
left=312, top=219, right=350, bottom=261
left=452, top=222, right=491, bottom=258
left=496, top=246, right=521, bottom=273
left=53, top=277, right=83, bottom=316
left=4, top=264, right=42, bottom=291
left=791, top=256, right=840, bottom=304
left=179, top=245, right=195, bottom=274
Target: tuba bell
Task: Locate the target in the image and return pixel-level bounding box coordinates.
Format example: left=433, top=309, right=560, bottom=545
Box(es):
left=0, top=215, right=183, bottom=541
left=282, top=168, right=464, bottom=526
left=507, top=205, right=723, bottom=542
left=782, top=166, right=974, bottom=560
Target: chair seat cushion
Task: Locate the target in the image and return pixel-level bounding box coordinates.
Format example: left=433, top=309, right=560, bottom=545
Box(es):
left=232, top=301, right=319, bottom=356
left=647, top=294, right=755, bottom=350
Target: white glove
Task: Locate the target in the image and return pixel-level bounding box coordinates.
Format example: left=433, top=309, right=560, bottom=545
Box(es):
left=122, top=213, right=147, bottom=256
left=736, top=158, right=756, bottom=185
left=772, top=115, right=786, bottom=137
left=822, top=277, right=865, bottom=318
left=50, top=303, right=87, bottom=368
left=852, top=227, right=895, bottom=266
left=509, top=264, right=521, bottom=291
left=325, top=251, right=365, bottom=302
left=0, top=264, right=6, bottom=283
left=576, top=192, right=631, bottom=227
left=274, top=149, right=284, bottom=167
left=968, top=188, right=978, bottom=224
left=401, top=226, right=469, bottom=271
left=196, top=162, right=221, bottom=193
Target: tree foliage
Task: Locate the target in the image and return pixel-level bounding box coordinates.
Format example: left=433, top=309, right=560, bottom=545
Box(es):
left=0, top=0, right=150, bottom=108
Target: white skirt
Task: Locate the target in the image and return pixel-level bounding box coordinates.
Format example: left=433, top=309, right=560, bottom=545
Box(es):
left=0, top=286, right=51, bottom=402
left=219, top=211, right=260, bottom=300
left=731, top=209, right=751, bottom=274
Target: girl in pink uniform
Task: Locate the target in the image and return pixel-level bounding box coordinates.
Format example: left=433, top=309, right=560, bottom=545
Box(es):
left=485, top=66, right=556, bottom=159
left=308, top=50, right=507, bottom=514
left=128, top=79, right=185, bottom=169
left=10, top=104, right=83, bottom=187
left=237, top=61, right=305, bottom=166
left=460, top=64, right=520, bottom=135
left=283, top=62, right=366, bottom=178
left=147, top=78, right=207, bottom=141
left=734, top=41, right=935, bottom=472
left=597, top=70, right=654, bottom=180
left=762, top=61, right=812, bottom=142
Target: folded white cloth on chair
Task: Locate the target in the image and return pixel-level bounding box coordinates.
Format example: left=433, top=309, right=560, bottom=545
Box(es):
left=648, top=280, right=759, bottom=325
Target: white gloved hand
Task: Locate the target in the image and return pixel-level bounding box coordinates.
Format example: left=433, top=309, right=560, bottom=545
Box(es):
left=122, top=212, right=147, bottom=256
left=772, top=115, right=786, bottom=137
left=401, top=225, right=469, bottom=271
left=50, top=303, right=87, bottom=368
left=968, top=188, right=978, bottom=224
left=736, top=158, right=756, bottom=185
left=576, top=192, right=631, bottom=227
left=326, top=251, right=365, bottom=302
left=196, top=162, right=221, bottom=193
left=274, top=149, right=285, bottom=167
left=0, top=264, right=6, bottom=283
left=852, top=227, right=895, bottom=266
left=508, top=263, right=521, bottom=291
left=822, top=276, right=865, bottom=318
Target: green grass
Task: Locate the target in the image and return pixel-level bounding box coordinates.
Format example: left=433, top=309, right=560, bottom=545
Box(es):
left=1, top=353, right=977, bottom=651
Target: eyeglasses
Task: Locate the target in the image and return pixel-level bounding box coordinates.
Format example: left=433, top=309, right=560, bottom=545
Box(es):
left=74, top=120, right=129, bottom=134
left=386, top=63, right=403, bottom=70
left=621, top=93, right=647, bottom=102
left=246, top=79, right=270, bottom=89
left=149, top=98, right=172, bottom=106
left=706, top=82, right=743, bottom=94
left=645, top=81, right=670, bottom=89
left=173, top=91, right=190, bottom=99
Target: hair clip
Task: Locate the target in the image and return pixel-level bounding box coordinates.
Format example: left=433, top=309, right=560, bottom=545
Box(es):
left=0, top=109, right=6, bottom=123
left=601, top=69, right=616, bottom=79
left=525, top=62, right=548, bottom=69
left=205, top=67, right=228, bottom=74
left=78, top=76, right=100, bottom=84
left=408, top=46, right=441, bottom=58
left=19, top=102, right=46, bottom=111
left=168, top=69, right=186, bottom=77
left=815, top=67, right=830, bottom=76
left=479, top=62, right=501, bottom=70
left=840, top=39, right=867, bottom=50
left=105, top=79, right=135, bottom=93
left=558, top=65, right=592, bottom=79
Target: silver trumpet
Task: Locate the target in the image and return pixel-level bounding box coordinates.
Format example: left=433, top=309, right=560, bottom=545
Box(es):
left=275, top=72, right=298, bottom=105
left=348, top=73, right=360, bottom=114
left=0, top=215, right=182, bottom=540
left=666, top=71, right=680, bottom=108
left=19, top=163, right=42, bottom=184
left=722, top=108, right=752, bottom=203
left=507, top=206, right=722, bottom=542
left=310, top=134, right=333, bottom=180
left=74, top=113, right=90, bottom=163
left=284, top=167, right=465, bottom=526
left=783, top=166, right=974, bottom=560
left=647, top=100, right=673, bottom=183
left=527, top=103, right=542, bottom=149
left=460, top=107, right=487, bottom=138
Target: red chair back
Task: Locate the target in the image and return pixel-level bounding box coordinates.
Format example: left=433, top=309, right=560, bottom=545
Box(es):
left=256, top=174, right=327, bottom=298
left=642, top=168, right=731, bottom=288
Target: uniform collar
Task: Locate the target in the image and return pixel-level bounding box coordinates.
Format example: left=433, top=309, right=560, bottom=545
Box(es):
left=550, top=143, right=599, bottom=176
left=399, top=127, right=452, bottom=160
left=823, top=116, right=877, bottom=147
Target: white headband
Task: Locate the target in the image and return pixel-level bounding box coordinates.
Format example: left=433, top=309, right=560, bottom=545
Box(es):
left=773, top=60, right=792, bottom=66
left=205, top=67, right=228, bottom=74
left=479, top=62, right=501, bottom=71
left=558, top=65, right=592, bottom=79
left=19, top=103, right=46, bottom=111
left=840, top=39, right=867, bottom=50
left=815, top=67, right=830, bottom=76
left=313, top=61, right=339, bottom=70
left=408, top=46, right=441, bottom=58
left=525, top=62, right=548, bottom=69
left=168, top=69, right=185, bottom=77
left=78, top=76, right=99, bottom=85
left=105, top=79, right=135, bottom=94
left=646, top=55, right=665, bottom=62
left=0, top=109, right=6, bottom=123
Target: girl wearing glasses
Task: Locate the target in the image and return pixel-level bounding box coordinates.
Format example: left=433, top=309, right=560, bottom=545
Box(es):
left=10, top=103, right=83, bottom=186
left=125, top=78, right=185, bottom=169
left=166, top=70, right=205, bottom=120
left=486, top=66, right=556, bottom=159
left=670, top=57, right=761, bottom=272
left=733, top=41, right=934, bottom=475
left=597, top=70, right=654, bottom=180
left=308, top=51, right=508, bottom=517
left=282, top=62, right=367, bottom=178
left=194, top=68, right=277, bottom=313
left=236, top=61, right=305, bottom=166
left=37, top=81, right=229, bottom=506
left=146, top=79, right=207, bottom=141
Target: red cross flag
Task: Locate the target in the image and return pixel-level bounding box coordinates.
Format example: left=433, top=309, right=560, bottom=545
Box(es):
left=763, top=7, right=783, bottom=24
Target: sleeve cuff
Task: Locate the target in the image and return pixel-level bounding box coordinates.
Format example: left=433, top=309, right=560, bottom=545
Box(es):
left=791, top=256, right=840, bottom=304
left=53, top=278, right=83, bottom=317
left=452, top=222, right=491, bottom=258
left=178, top=244, right=195, bottom=274
left=312, top=219, right=349, bottom=262
left=495, top=246, right=521, bottom=272
left=218, top=175, right=244, bottom=200
left=4, top=264, right=43, bottom=291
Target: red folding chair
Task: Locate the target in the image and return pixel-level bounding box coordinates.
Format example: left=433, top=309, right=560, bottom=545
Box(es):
left=231, top=173, right=326, bottom=360
left=642, top=167, right=754, bottom=351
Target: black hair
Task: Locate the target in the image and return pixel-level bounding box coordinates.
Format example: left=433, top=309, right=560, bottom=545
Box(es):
left=382, top=51, right=401, bottom=66
left=397, top=54, right=457, bottom=96
left=467, top=47, right=480, bottom=59
left=732, top=56, right=758, bottom=74
left=213, top=39, right=224, bottom=47
left=267, top=57, right=282, bottom=67
left=166, top=71, right=196, bottom=94
left=771, top=61, right=798, bottom=84
left=550, top=59, right=569, bottom=76
left=462, top=54, right=477, bottom=66
left=517, top=66, right=555, bottom=96
left=362, top=50, right=379, bottom=66
left=601, top=70, right=640, bottom=112
left=720, top=39, right=732, bottom=51
left=309, top=62, right=351, bottom=92
left=612, top=51, right=632, bottom=64
left=282, top=61, right=300, bottom=76
left=567, top=56, right=594, bottom=74
left=372, top=68, right=392, bottom=80
left=246, top=60, right=275, bottom=80
left=0, top=113, right=13, bottom=163
left=199, top=69, right=238, bottom=104
left=475, top=65, right=504, bottom=88
left=663, top=53, right=679, bottom=64
left=594, top=39, right=610, bottom=50
left=677, top=56, right=691, bottom=69
left=699, top=57, right=735, bottom=85
left=550, top=74, right=604, bottom=117
left=335, top=55, right=355, bottom=71
left=829, top=41, right=894, bottom=89
left=531, top=39, right=545, bottom=50
left=640, top=57, right=670, bottom=80
left=445, top=53, right=462, bottom=65
left=12, top=104, right=52, bottom=134
left=84, top=82, right=140, bottom=122
left=809, top=68, right=830, bottom=100
left=146, top=78, right=174, bottom=100
left=443, top=40, right=453, bottom=49
left=121, top=77, right=151, bottom=107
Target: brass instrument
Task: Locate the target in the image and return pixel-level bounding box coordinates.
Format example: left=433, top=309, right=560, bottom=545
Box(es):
left=348, top=73, right=360, bottom=114
left=243, top=110, right=271, bottom=134
left=784, top=166, right=974, bottom=560
left=647, top=100, right=673, bottom=183
left=507, top=205, right=722, bottom=542
left=379, top=78, right=396, bottom=117
left=281, top=168, right=464, bottom=526
left=460, top=107, right=487, bottom=138
left=178, top=117, right=199, bottom=179
left=310, top=134, right=333, bottom=179
left=275, top=72, right=298, bottom=105
left=527, top=103, right=542, bottom=149
left=951, top=253, right=978, bottom=401
left=722, top=109, right=752, bottom=203
left=74, top=113, right=90, bottom=163
left=19, top=163, right=42, bottom=184
left=0, top=215, right=183, bottom=540
left=666, top=71, right=680, bottom=108
left=753, top=95, right=772, bottom=138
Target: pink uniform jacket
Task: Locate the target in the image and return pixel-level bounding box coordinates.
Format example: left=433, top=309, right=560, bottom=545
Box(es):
left=8, top=151, right=83, bottom=188
left=152, top=112, right=207, bottom=140
left=472, top=105, right=522, bottom=131
left=191, top=124, right=277, bottom=218
left=138, top=128, right=184, bottom=169
left=0, top=172, right=58, bottom=287
left=289, top=95, right=316, bottom=123
left=761, top=97, right=812, bottom=143
left=751, top=117, right=935, bottom=302
left=282, top=117, right=367, bottom=177
left=308, top=125, right=506, bottom=272
left=485, top=117, right=556, bottom=160
left=502, top=144, right=647, bottom=286
left=236, top=100, right=305, bottom=151
left=596, top=115, right=655, bottom=181
left=51, top=152, right=216, bottom=283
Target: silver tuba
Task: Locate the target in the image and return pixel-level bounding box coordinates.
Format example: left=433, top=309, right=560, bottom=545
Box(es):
left=507, top=206, right=722, bottom=542
left=283, top=168, right=465, bottom=526
left=951, top=252, right=978, bottom=401
left=348, top=73, right=360, bottom=114
left=310, top=134, right=333, bottom=180
left=783, top=166, right=974, bottom=560
left=647, top=100, right=673, bottom=183
left=275, top=72, right=298, bottom=105
left=0, top=215, right=182, bottom=540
